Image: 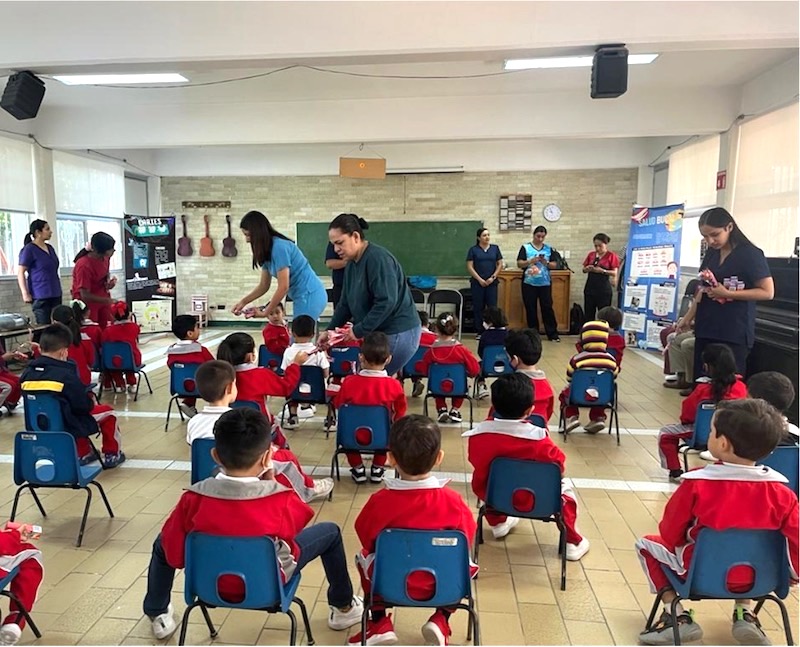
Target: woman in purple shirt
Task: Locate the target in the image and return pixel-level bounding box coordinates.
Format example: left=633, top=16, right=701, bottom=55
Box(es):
left=17, top=219, right=62, bottom=324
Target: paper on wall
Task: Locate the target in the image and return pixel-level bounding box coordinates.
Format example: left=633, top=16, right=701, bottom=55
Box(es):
left=648, top=284, right=676, bottom=318
left=646, top=319, right=671, bottom=350
left=624, top=285, right=648, bottom=310
left=622, top=312, right=646, bottom=333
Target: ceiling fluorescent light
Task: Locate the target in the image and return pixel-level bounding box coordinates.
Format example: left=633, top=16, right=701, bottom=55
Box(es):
left=52, top=73, right=188, bottom=86
left=386, top=166, right=464, bottom=175
left=504, top=54, right=657, bottom=70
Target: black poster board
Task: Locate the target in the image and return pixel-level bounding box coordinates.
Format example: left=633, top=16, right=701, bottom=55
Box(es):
left=123, top=216, right=177, bottom=333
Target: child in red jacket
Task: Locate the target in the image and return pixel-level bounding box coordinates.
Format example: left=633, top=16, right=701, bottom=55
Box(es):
left=504, top=328, right=555, bottom=423
left=51, top=304, right=96, bottom=387
left=166, top=315, right=214, bottom=418
left=419, top=313, right=479, bottom=424
left=334, top=332, right=407, bottom=484
left=464, top=373, right=590, bottom=560
left=261, top=302, right=291, bottom=358
left=0, top=522, right=44, bottom=645
left=72, top=299, right=102, bottom=352
left=350, top=414, right=477, bottom=646
left=141, top=408, right=363, bottom=641
left=658, top=343, right=746, bottom=481
left=0, top=340, right=23, bottom=416
left=100, top=301, right=142, bottom=391
left=637, top=399, right=799, bottom=645
left=596, top=306, right=625, bottom=366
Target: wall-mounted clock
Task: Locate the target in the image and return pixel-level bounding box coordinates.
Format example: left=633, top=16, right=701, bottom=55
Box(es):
left=543, top=203, right=562, bottom=222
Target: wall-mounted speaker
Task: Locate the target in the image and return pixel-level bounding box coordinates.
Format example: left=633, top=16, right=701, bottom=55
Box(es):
left=591, top=46, right=628, bottom=99
left=1, top=72, right=46, bottom=120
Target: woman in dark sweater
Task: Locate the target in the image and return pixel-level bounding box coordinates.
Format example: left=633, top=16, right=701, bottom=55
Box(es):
left=320, top=214, right=421, bottom=376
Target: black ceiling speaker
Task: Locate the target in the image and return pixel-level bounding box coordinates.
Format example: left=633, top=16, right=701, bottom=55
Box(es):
left=591, top=45, right=628, bottom=99
left=1, top=72, right=46, bottom=120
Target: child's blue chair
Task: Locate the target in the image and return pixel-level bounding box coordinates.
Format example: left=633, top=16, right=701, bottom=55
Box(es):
left=758, top=445, right=799, bottom=494
left=644, top=528, right=795, bottom=646
left=164, top=362, right=202, bottom=433
left=558, top=369, right=619, bottom=444
left=330, top=404, right=391, bottom=496
left=472, top=345, right=512, bottom=398
left=258, top=345, right=284, bottom=374
left=475, top=458, right=568, bottom=590
left=281, top=365, right=334, bottom=430
left=423, top=363, right=474, bottom=426
left=678, top=401, right=715, bottom=472
left=231, top=400, right=261, bottom=411
left=190, top=438, right=221, bottom=484
left=401, top=346, right=427, bottom=381
left=100, top=341, right=153, bottom=401
left=11, top=429, right=114, bottom=548
left=328, top=346, right=360, bottom=381
left=364, top=529, right=480, bottom=646
left=0, top=565, right=42, bottom=641
left=179, top=533, right=315, bottom=646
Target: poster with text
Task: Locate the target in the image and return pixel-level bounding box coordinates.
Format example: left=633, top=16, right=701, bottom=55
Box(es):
left=123, top=216, right=176, bottom=333
left=621, top=204, right=684, bottom=349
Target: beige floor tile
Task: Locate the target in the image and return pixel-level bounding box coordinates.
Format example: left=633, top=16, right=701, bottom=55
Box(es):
left=29, top=631, right=84, bottom=645
left=565, top=618, right=616, bottom=645
left=34, top=573, right=102, bottom=615
left=519, top=602, right=569, bottom=645
left=510, top=565, right=558, bottom=606
left=79, top=618, right=138, bottom=645
left=475, top=572, right=521, bottom=612
left=53, top=587, right=126, bottom=634
left=476, top=611, right=525, bottom=645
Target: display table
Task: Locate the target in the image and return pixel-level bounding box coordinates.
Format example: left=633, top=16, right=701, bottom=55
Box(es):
left=496, top=270, right=571, bottom=333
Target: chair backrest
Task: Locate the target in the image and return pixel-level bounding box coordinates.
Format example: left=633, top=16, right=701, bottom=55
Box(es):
left=184, top=533, right=288, bottom=610
left=567, top=369, right=616, bottom=407
left=480, top=344, right=513, bottom=378
left=484, top=457, right=562, bottom=519
left=682, top=528, right=791, bottom=600
left=257, top=345, right=283, bottom=372
left=689, top=402, right=716, bottom=449
left=190, top=437, right=221, bottom=484
left=289, top=365, right=327, bottom=404
left=336, top=404, right=391, bottom=452
left=526, top=413, right=548, bottom=428
left=427, top=289, right=463, bottom=319
left=372, top=529, right=473, bottom=607
left=758, top=445, right=799, bottom=494
left=401, top=345, right=428, bottom=379
left=169, top=362, right=202, bottom=398
left=427, top=363, right=469, bottom=397
left=410, top=288, right=425, bottom=305
left=102, top=341, right=136, bottom=371
left=13, top=430, right=81, bottom=486
left=22, top=391, right=65, bottom=432
left=328, top=346, right=361, bottom=378
left=231, top=400, right=261, bottom=411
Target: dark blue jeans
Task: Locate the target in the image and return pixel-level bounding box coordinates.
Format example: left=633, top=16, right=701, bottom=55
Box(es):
left=384, top=325, right=422, bottom=377
left=142, top=522, right=354, bottom=618
left=470, top=279, right=498, bottom=333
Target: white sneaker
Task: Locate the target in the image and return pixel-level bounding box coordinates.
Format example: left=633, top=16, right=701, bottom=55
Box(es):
left=566, top=537, right=591, bottom=561
left=0, top=624, right=21, bottom=646
left=664, top=373, right=679, bottom=382
left=298, top=405, right=316, bottom=419
left=476, top=384, right=490, bottom=400
left=310, top=477, right=335, bottom=501
left=127, top=384, right=138, bottom=394
left=179, top=403, right=197, bottom=418
left=699, top=450, right=717, bottom=462
left=584, top=420, right=606, bottom=434
left=150, top=603, right=178, bottom=640
left=564, top=416, right=581, bottom=432
left=328, top=596, right=364, bottom=631
left=490, top=516, right=519, bottom=539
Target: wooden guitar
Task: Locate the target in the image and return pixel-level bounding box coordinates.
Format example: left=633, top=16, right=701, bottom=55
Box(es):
left=222, top=214, right=238, bottom=258
left=177, top=214, right=192, bottom=257
left=199, top=214, right=215, bottom=257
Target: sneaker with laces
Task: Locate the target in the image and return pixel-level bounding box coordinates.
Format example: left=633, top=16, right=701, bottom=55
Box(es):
left=78, top=452, right=98, bottom=466
left=639, top=610, right=703, bottom=645
left=565, top=537, right=591, bottom=561
left=412, top=380, right=425, bottom=398
left=449, top=409, right=462, bottom=423
left=347, top=614, right=398, bottom=646
left=179, top=403, right=198, bottom=418
left=150, top=603, right=178, bottom=640
left=103, top=451, right=126, bottom=469
left=298, top=404, right=316, bottom=419
left=421, top=610, right=452, bottom=646
left=584, top=418, right=606, bottom=434
left=370, top=465, right=386, bottom=483
left=310, top=477, right=335, bottom=501
left=732, top=608, right=771, bottom=645
left=490, top=516, right=519, bottom=539
left=0, top=623, right=22, bottom=646
left=437, top=409, right=451, bottom=424
left=284, top=414, right=299, bottom=430
left=476, top=384, right=490, bottom=400
left=328, top=596, right=364, bottom=630
left=564, top=416, right=581, bottom=433
left=351, top=465, right=368, bottom=484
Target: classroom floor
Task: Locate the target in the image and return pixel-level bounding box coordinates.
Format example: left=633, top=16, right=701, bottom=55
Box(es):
left=0, top=329, right=796, bottom=647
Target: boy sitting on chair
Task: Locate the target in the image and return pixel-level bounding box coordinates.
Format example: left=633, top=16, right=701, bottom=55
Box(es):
left=504, top=328, right=555, bottom=423
left=281, top=315, right=330, bottom=429
left=636, top=399, right=799, bottom=646
left=463, top=373, right=589, bottom=560
left=351, top=414, right=476, bottom=646
left=142, top=408, right=363, bottom=640
left=166, top=314, right=214, bottom=418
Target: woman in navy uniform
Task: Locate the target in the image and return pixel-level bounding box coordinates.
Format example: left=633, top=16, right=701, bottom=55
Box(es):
left=466, top=228, right=503, bottom=338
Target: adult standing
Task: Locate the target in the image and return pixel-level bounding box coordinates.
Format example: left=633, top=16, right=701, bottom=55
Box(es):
left=320, top=214, right=421, bottom=376
left=17, top=219, right=62, bottom=324
left=676, top=207, right=773, bottom=381
left=516, top=225, right=560, bottom=342
left=581, top=233, right=620, bottom=320
left=71, top=231, right=117, bottom=329
left=325, top=241, right=347, bottom=308
left=232, top=211, right=327, bottom=321
left=466, top=228, right=503, bottom=337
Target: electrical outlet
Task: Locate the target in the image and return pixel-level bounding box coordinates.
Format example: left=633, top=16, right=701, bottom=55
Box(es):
left=564, top=250, right=571, bottom=259
left=217, top=304, right=225, bottom=310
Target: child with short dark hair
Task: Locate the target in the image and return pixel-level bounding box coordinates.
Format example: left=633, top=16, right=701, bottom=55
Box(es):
left=51, top=304, right=96, bottom=386
left=636, top=399, right=799, bottom=646
left=474, top=306, right=509, bottom=400
left=504, top=328, right=555, bottom=422
left=166, top=314, right=214, bottom=418
left=21, top=323, right=125, bottom=468
left=746, top=371, right=799, bottom=444
left=419, top=313, right=480, bottom=424
left=100, top=300, right=142, bottom=392
left=261, top=302, right=290, bottom=357
left=596, top=305, right=625, bottom=366
left=142, top=408, right=363, bottom=640
left=281, top=315, right=329, bottom=429
left=334, top=332, right=407, bottom=484
left=464, top=374, right=589, bottom=560
left=351, top=414, right=477, bottom=646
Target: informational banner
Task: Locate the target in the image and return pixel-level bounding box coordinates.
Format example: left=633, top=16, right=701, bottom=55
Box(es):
left=621, top=204, right=684, bottom=349
left=123, top=216, right=177, bottom=333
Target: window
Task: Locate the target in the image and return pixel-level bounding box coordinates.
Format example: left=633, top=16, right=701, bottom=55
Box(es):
left=53, top=151, right=125, bottom=218
left=56, top=214, right=123, bottom=271
left=0, top=210, right=35, bottom=275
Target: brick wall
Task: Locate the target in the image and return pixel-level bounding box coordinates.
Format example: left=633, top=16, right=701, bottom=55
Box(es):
left=160, top=169, right=638, bottom=322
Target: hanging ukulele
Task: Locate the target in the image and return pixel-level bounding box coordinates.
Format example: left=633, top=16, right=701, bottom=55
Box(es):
left=222, top=214, right=238, bottom=258
left=199, top=214, right=215, bottom=257
left=177, top=214, right=192, bottom=257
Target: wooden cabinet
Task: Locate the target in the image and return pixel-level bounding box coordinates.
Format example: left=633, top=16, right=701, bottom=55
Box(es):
left=497, top=270, right=571, bottom=333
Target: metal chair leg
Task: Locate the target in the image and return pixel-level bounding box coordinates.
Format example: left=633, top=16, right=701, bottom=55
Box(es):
left=141, top=369, right=153, bottom=394
left=28, top=487, right=47, bottom=517
left=76, top=486, right=93, bottom=547
left=644, top=587, right=669, bottom=631
left=360, top=604, right=370, bottom=646
left=165, top=397, right=176, bottom=432
left=762, top=594, right=794, bottom=646
left=0, top=590, right=41, bottom=638
left=199, top=603, right=217, bottom=637
left=178, top=602, right=198, bottom=645
left=669, top=595, right=684, bottom=646
left=91, top=481, right=115, bottom=518
left=286, top=608, right=298, bottom=645
left=293, top=597, right=315, bottom=646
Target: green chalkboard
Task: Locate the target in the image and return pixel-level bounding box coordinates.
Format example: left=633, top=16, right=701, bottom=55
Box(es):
left=297, top=220, right=484, bottom=277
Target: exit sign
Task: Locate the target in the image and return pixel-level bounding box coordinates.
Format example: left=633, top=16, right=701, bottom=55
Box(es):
left=716, top=170, right=727, bottom=190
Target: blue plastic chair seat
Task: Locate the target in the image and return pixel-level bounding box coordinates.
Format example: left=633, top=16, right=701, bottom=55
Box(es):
left=329, top=405, right=391, bottom=495
left=423, top=363, right=474, bottom=426
left=165, top=362, right=203, bottom=432
left=757, top=445, right=799, bottom=494
left=558, top=369, right=620, bottom=444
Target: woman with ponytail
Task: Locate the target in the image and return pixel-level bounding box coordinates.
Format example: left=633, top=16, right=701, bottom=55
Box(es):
left=100, top=301, right=141, bottom=392
left=51, top=304, right=96, bottom=386
left=71, top=232, right=117, bottom=329
left=17, top=219, right=62, bottom=324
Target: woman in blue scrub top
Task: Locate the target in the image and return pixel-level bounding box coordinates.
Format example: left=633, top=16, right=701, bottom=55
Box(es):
left=517, top=225, right=560, bottom=341
left=676, top=207, right=773, bottom=381
left=232, top=211, right=327, bottom=321
left=466, top=228, right=503, bottom=337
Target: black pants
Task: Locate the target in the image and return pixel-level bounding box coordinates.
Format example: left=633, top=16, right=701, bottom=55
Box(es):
left=583, top=288, right=612, bottom=322
left=693, top=337, right=750, bottom=381
left=330, top=284, right=343, bottom=310
left=470, top=280, right=498, bottom=334
left=32, top=296, right=62, bottom=325
left=521, top=283, right=559, bottom=339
